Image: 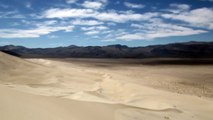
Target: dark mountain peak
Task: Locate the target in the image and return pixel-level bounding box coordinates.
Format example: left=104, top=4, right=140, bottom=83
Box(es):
left=0, top=45, right=26, bottom=50
left=185, top=41, right=204, bottom=44
left=106, top=44, right=128, bottom=48
left=68, top=45, right=78, bottom=48
left=0, top=41, right=213, bottom=58
left=174, top=41, right=212, bottom=45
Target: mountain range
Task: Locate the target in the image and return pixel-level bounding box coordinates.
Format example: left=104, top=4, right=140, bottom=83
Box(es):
left=0, top=41, right=213, bottom=58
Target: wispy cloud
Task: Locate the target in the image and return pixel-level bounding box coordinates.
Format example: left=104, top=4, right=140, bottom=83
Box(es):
left=162, top=7, right=213, bottom=29
left=66, top=0, right=78, bottom=4
left=42, top=8, right=95, bottom=19
left=42, top=8, right=158, bottom=23
left=81, top=26, right=108, bottom=31
left=82, top=26, right=108, bottom=35
left=0, top=25, right=74, bottom=38
left=0, top=10, right=25, bottom=18
left=0, top=1, right=211, bottom=42
left=82, top=1, right=103, bottom=9
left=124, top=2, right=145, bottom=9
left=163, top=3, right=190, bottom=13
left=117, top=19, right=207, bottom=40
left=95, top=11, right=157, bottom=23
left=170, top=3, right=190, bottom=11
left=71, top=19, right=103, bottom=26
left=48, top=35, right=58, bottom=39
left=85, top=30, right=100, bottom=35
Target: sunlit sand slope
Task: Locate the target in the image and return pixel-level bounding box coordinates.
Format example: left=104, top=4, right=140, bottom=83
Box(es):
left=0, top=52, right=213, bottom=120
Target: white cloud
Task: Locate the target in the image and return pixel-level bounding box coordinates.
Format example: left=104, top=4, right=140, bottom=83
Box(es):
left=35, top=20, right=58, bottom=27
left=124, top=2, right=144, bottom=9
left=163, top=3, right=190, bottom=14
left=82, top=1, right=103, bottom=9
left=131, top=24, right=144, bottom=29
left=81, top=26, right=108, bottom=31
left=96, top=26, right=108, bottom=30
left=48, top=35, right=58, bottom=39
left=95, top=11, right=158, bottom=23
left=117, top=19, right=207, bottom=40
left=100, top=29, right=128, bottom=41
left=170, top=3, right=190, bottom=12
left=81, top=27, right=95, bottom=31
left=2, top=2, right=211, bottom=40
left=42, top=8, right=158, bottom=23
left=117, top=28, right=206, bottom=40
left=101, top=30, right=112, bottom=34
left=107, top=22, right=116, bottom=26
left=117, top=34, right=144, bottom=40
left=71, top=19, right=103, bottom=25
left=43, top=8, right=95, bottom=19
left=0, top=10, right=25, bottom=18
left=162, top=7, right=213, bottom=29
left=82, top=26, right=108, bottom=36
left=0, top=26, right=74, bottom=38
left=85, top=30, right=100, bottom=35
left=66, top=0, right=78, bottom=4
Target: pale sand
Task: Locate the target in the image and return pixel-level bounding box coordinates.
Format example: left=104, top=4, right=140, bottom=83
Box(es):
left=0, top=52, right=213, bottom=120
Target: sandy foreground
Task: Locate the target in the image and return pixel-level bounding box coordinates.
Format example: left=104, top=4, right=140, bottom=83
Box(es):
left=0, top=52, right=213, bottom=120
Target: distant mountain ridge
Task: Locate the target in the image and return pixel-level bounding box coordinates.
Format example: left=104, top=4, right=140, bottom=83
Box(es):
left=0, top=41, right=213, bottom=58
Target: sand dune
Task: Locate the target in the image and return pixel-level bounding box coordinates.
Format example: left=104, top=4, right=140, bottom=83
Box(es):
left=0, top=85, right=123, bottom=120
left=1, top=51, right=213, bottom=120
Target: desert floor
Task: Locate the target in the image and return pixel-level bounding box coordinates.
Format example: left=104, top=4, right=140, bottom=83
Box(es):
left=0, top=52, right=213, bottom=120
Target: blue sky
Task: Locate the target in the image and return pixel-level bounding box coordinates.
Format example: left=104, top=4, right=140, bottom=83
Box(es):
left=0, top=0, right=213, bottom=48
